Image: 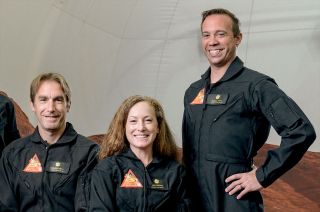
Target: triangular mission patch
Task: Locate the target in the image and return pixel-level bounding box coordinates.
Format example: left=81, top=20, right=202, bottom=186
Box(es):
left=191, top=88, right=205, bottom=104
left=23, top=153, right=43, bottom=173
left=120, top=169, right=143, bottom=188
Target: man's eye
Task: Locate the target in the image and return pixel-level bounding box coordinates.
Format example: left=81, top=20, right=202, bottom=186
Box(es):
left=202, top=34, right=209, bottom=38
left=216, top=32, right=226, bottom=38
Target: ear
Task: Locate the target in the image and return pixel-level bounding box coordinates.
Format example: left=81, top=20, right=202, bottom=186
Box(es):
left=67, top=101, right=71, bottom=112
left=235, top=32, right=242, bottom=47
left=29, top=101, right=35, bottom=112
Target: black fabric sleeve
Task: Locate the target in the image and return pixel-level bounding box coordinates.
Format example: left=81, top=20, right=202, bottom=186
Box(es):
left=175, top=165, right=192, bottom=212
left=0, top=148, right=19, bottom=211
left=0, top=96, right=20, bottom=156
left=5, top=99, right=20, bottom=143
left=74, top=144, right=99, bottom=212
left=89, top=162, right=117, bottom=212
left=252, top=79, right=316, bottom=187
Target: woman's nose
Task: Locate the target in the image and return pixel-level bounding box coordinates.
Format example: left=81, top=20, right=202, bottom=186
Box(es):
left=137, top=121, right=146, bottom=131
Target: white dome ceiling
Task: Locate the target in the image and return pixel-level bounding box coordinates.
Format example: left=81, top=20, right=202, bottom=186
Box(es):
left=1, top=0, right=319, bottom=151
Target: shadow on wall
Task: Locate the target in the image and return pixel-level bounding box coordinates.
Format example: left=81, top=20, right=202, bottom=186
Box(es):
left=4, top=91, right=319, bottom=212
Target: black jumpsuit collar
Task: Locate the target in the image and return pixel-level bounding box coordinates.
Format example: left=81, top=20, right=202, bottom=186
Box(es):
left=30, top=122, right=77, bottom=145
left=121, top=148, right=163, bottom=165
left=201, top=56, right=244, bottom=83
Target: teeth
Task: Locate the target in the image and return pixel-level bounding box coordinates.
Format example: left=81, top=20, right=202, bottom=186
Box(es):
left=209, top=49, right=221, bottom=57
left=135, top=135, right=148, bottom=137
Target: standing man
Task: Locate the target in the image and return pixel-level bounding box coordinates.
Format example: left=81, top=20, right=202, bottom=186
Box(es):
left=182, top=8, right=316, bottom=211
left=0, top=73, right=98, bottom=211
left=0, top=92, right=20, bottom=156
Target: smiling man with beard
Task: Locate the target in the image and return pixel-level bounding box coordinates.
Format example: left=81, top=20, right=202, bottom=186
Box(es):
left=0, top=73, right=98, bottom=212
left=182, top=8, right=316, bottom=212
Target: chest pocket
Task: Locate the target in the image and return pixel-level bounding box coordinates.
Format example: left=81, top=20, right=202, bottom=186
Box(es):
left=51, top=161, right=83, bottom=195
left=17, top=170, right=41, bottom=200
left=117, top=187, right=140, bottom=211
left=151, top=188, right=172, bottom=212
left=207, top=92, right=246, bottom=124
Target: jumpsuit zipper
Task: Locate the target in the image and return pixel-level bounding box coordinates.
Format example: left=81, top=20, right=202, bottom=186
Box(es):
left=143, top=166, right=147, bottom=212
left=40, top=144, right=49, bottom=211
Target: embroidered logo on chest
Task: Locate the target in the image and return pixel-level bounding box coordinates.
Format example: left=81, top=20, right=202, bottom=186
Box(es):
left=190, top=88, right=205, bottom=105
left=23, top=154, right=43, bottom=173
left=151, top=178, right=165, bottom=189
left=46, top=161, right=70, bottom=174
left=207, top=93, right=229, bottom=105
left=120, top=169, right=143, bottom=188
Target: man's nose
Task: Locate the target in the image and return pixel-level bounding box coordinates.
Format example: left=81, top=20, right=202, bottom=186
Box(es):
left=47, top=100, right=55, bottom=111
left=208, top=34, right=219, bottom=44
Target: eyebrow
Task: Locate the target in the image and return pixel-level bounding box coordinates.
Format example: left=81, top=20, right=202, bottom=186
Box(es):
left=202, top=30, right=227, bottom=33
left=37, top=95, right=65, bottom=100
left=127, top=115, right=153, bottom=119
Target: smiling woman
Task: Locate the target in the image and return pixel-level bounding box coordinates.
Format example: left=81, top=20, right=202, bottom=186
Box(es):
left=125, top=101, right=159, bottom=166
left=90, top=95, right=192, bottom=212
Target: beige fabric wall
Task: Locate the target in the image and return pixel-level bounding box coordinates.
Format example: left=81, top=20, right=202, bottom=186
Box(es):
left=1, top=0, right=319, bottom=151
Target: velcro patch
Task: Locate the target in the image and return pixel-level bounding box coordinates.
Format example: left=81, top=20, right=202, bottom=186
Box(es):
left=23, top=154, right=42, bottom=173
left=207, top=94, right=229, bottom=105
left=120, top=169, right=143, bottom=188
left=190, top=88, right=205, bottom=105
left=46, top=161, right=70, bottom=174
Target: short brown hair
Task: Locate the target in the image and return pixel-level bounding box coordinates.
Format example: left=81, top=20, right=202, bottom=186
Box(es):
left=30, top=72, right=71, bottom=108
left=99, top=95, right=178, bottom=161
left=201, top=8, right=241, bottom=36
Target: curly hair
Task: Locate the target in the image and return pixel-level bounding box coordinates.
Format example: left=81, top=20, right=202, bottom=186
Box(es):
left=99, top=95, right=178, bottom=161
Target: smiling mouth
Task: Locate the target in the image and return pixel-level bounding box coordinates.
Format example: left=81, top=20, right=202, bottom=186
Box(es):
left=134, top=134, right=149, bottom=138
left=44, top=115, right=59, bottom=120
left=209, top=49, right=222, bottom=57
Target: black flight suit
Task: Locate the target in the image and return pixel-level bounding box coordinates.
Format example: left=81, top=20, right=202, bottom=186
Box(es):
left=0, top=95, right=20, bottom=156
left=0, top=122, right=99, bottom=212
left=182, top=57, right=316, bottom=212
left=90, top=148, right=191, bottom=212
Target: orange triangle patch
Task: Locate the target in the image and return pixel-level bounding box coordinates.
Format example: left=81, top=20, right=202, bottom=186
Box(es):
left=120, top=169, right=143, bottom=188
left=23, top=154, right=43, bottom=173
left=191, top=88, right=205, bottom=104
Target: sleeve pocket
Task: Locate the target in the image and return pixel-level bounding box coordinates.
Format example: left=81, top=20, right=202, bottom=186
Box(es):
left=270, top=97, right=299, bottom=129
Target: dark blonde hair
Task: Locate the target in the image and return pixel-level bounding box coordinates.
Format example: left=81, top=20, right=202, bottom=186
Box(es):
left=201, top=8, right=241, bottom=36
left=99, top=95, right=178, bottom=161
left=30, top=72, right=71, bottom=108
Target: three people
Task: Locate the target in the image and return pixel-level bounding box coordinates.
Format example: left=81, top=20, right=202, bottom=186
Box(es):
left=182, top=8, right=316, bottom=211
left=0, top=92, right=20, bottom=156
left=90, top=95, right=191, bottom=211
left=0, top=73, right=99, bottom=211
left=0, top=8, right=316, bottom=212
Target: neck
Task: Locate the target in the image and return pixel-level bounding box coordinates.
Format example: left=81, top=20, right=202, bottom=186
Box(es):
left=130, top=146, right=153, bottom=167
left=210, top=56, right=236, bottom=83
left=38, top=124, right=66, bottom=145
left=210, top=67, right=227, bottom=83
